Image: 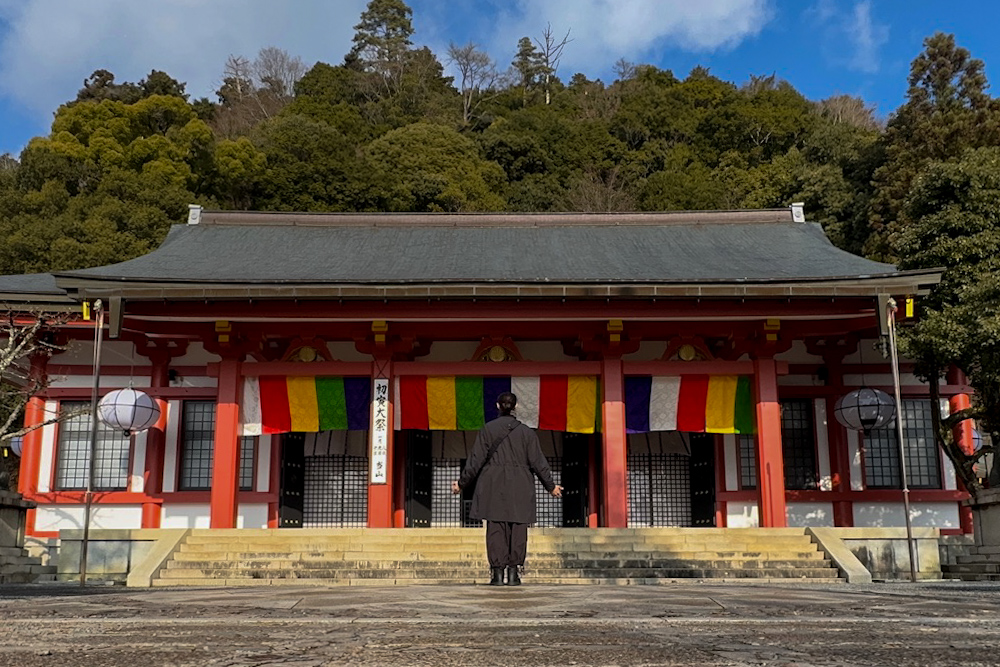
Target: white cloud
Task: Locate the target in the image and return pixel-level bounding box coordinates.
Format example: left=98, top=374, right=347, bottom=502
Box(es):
left=848, top=1, right=888, bottom=74
left=0, top=0, right=773, bottom=140
left=0, top=0, right=368, bottom=118
left=807, top=0, right=889, bottom=74
left=482, top=0, right=773, bottom=78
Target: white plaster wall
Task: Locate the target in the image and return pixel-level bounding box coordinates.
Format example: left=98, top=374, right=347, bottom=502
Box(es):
left=161, top=504, right=212, bottom=528
left=853, top=502, right=961, bottom=529
left=786, top=502, right=835, bottom=527
left=622, top=341, right=667, bottom=361
left=130, top=430, right=147, bottom=492
left=51, top=340, right=146, bottom=366
left=723, top=434, right=739, bottom=491
left=777, top=375, right=824, bottom=387
left=417, top=342, right=480, bottom=362
left=515, top=341, right=577, bottom=362
left=847, top=429, right=863, bottom=491
left=726, top=501, right=759, bottom=528
left=49, top=375, right=146, bottom=389
left=256, top=435, right=272, bottom=492
left=170, top=342, right=221, bottom=366
left=942, top=457, right=958, bottom=491
left=162, top=400, right=180, bottom=493
left=34, top=505, right=143, bottom=532
left=160, top=503, right=269, bottom=529
left=775, top=340, right=823, bottom=363
left=814, top=399, right=833, bottom=491
left=239, top=503, right=270, bottom=529
left=324, top=342, right=372, bottom=362
left=170, top=376, right=217, bottom=388
left=843, top=373, right=922, bottom=387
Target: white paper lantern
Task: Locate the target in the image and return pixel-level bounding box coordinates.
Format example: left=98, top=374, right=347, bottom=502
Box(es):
left=98, top=388, right=161, bottom=435
left=834, top=387, right=895, bottom=433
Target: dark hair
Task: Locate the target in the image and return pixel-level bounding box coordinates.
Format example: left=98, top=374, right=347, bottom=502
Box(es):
left=497, top=392, right=517, bottom=416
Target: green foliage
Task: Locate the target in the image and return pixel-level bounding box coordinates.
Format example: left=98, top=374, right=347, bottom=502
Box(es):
left=366, top=123, right=505, bottom=211
left=865, top=33, right=1000, bottom=260
left=894, top=147, right=1000, bottom=495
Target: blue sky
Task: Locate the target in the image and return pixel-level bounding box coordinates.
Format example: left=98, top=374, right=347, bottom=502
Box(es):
left=0, top=0, right=997, bottom=157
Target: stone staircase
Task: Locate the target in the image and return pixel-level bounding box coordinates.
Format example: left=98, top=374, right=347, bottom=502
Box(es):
left=152, top=527, right=843, bottom=586
left=0, top=545, right=57, bottom=584
left=943, top=546, right=1000, bottom=581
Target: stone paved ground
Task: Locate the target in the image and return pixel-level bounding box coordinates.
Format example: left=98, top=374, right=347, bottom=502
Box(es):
left=1, top=580, right=999, bottom=666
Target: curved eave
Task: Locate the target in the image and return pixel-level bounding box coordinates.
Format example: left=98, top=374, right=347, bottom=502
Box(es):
left=53, top=269, right=943, bottom=301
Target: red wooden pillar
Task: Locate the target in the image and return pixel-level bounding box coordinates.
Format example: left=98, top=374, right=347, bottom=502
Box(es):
left=141, top=354, right=169, bottom=528
left=587, top=434, right=599, bottom=528
left=367, top=358, right=393, bottom=528
left=948, top=367, right=975, bottom=533
left=754, top=357, right=787, bottom=527
left=824, top=358, right=853, bottom=527
left=17, top=354, right=48, bottom=502
left=601, top=357, right=628, bottom=527
left=267, top=434, right=281, bottom=528
left=392, top=434, right=407, bottom=528
left=210, top=358, right=242, bottom=529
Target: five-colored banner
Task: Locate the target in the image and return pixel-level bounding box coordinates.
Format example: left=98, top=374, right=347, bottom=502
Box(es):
left=241, top=374, right=756, bottom=435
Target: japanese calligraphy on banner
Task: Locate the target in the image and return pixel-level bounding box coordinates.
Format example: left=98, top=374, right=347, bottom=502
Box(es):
left=370, top=378, right=390, bottom=484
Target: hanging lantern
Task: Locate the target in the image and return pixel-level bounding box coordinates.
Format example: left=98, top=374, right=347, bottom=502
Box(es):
left=98, top=388, right=161, bottom=436
left=834, top=387, right=895, bottom=432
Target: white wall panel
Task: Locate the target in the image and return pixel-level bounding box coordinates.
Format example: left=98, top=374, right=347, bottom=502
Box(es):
left=853, top=502, right=960, bottom=529
left=34, top=505, right=143, bottom=532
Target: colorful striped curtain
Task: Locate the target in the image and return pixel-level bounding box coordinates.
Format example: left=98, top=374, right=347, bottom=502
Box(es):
left=241, top=376, right=370, bottom=435
left=395, top=375, right=599, bottom=434
left=624, top=375, right=755, bottom=434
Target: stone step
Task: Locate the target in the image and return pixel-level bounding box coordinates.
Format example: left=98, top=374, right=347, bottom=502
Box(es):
left=182, top=531, right=814, bottom=542
left=174, top=547, right=824, bottom=562
left=956, top=553, right=1000, bottom=564
left=158, top=566, right=841, bottom=581
left=178, top=540, right=820, bottom=553
left=0, top=546, right=28, bottom=558
left=185, top=527, right=811, bottom=537
left=167, top=555, right=830, bottom=570
left=944, top=563, right=1000, bottom=574
left=152, top=575, right=844, bottom=587
left=944, top=573, right=1000, bottom=582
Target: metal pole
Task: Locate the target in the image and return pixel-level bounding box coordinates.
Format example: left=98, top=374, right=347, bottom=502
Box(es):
left=80, top=301, right=104, bottom=586
left=886, top=297, right=918, bottom=583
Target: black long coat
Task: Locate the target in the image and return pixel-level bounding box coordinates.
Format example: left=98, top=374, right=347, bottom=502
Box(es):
left=458, top=415, right=556, bottom=524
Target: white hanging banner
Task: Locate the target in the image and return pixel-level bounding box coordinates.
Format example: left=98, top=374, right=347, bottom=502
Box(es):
left=370, top=378, right=390, bottom=484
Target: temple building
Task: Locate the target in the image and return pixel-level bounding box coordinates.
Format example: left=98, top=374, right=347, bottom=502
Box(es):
left=2, top=205, right=966, bottom=541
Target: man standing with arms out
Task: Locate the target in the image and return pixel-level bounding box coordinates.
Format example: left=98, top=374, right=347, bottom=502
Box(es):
left=452, top=392, right=563, bottom=586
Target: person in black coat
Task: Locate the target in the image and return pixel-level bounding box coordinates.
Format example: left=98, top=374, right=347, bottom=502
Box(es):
left=452, top=392, right=562, bottom=586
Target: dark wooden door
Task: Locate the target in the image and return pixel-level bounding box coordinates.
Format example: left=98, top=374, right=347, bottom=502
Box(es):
left=561, top=433, right=590, bottom=526
left=689, top=433, right=717, bottom=527
left=405, top=430, right=433, bottom=527
left=278, top=433, right=305, bottom=528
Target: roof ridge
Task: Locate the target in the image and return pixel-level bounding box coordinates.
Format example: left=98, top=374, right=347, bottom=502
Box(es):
left=191, top=208, right=796, bottom=227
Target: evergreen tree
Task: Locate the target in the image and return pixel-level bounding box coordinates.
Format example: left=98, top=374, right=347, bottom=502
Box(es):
left=865, top=33, right=1000, bottom=259
left=346, top=0, right=415, bottom=98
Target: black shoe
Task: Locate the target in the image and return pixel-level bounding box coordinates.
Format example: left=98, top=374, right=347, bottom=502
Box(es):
left=505, top=566, right=521, bottom=586
left=490, top=567, right=505, bottom=586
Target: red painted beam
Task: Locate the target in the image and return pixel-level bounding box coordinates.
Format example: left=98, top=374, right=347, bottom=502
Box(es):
left=394, top=361, right=602, bottom=376
left=121, top=298, right=881, bottom=322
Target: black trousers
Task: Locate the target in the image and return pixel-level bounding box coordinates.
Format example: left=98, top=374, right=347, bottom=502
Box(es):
left=485, top=520, right=528, bottom=568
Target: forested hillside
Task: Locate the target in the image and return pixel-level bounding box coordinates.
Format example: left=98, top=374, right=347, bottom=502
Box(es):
left=0, top=0, right=996, bottom=278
